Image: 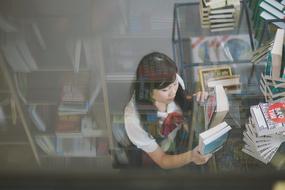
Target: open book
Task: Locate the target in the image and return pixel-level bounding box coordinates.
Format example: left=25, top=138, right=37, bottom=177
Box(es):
left=199, top=121, right=232, bottom=155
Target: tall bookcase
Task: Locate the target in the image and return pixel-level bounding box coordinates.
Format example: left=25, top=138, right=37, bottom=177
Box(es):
left=0, top=1, right=115, bottom=170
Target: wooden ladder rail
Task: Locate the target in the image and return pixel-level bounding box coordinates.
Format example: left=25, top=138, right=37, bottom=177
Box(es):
left=0, top=53, right=41, bottom=166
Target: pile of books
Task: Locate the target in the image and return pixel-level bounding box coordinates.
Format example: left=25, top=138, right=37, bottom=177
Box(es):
left=249, top=0, right=285, bottom=41
left=242, top=101, right=285, bottom=164
left=58, top=73, right=90, bottom=116
left=199, top=0, right=240, bottom=32
left=259, top=29, right=285, bottom=101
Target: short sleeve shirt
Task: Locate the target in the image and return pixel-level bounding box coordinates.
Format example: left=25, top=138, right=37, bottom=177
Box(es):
left=124, top=96, right=182, bottom=153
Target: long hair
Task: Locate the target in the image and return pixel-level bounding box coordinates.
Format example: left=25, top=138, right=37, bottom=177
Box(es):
left=133, top=52, right=190, bottom=117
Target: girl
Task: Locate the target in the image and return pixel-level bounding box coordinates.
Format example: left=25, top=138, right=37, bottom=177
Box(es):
left=124, top=52, right=211, bottom=169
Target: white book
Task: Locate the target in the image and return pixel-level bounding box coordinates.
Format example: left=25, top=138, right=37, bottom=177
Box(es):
left=242, top=146, right=270, bottom=164
left=207, top=75, right=240, bottom=88
left=260, top=2, right=285, bottom=19
left=209, top=14, right=233, bottom=19
left=210, top=26, right=234, bottom=32
left=199, top=122, right=231, bottom=155
left=271, top=29, right=285, bottom=80
left=209, top=18, right=235, bottom=23
left=250, top=105, right=270, bottom=136
left=264, top=0, right=284, bottom=11
left=260, top=11, right=285, bottom=29
left=210, top=6, right=235, bottom=14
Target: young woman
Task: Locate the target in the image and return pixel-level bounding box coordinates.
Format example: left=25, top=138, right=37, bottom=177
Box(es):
left=124, top=52, right=211, bottom=169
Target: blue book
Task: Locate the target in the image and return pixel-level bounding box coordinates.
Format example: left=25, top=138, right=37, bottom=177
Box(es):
left=199, top=122, right=232, bottom=155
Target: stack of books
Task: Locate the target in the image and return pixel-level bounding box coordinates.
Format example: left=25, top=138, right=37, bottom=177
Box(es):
left=58, top=73, right=89, bottom=116
left=242, top=101, right=285, bottom=164
left=249, top=0, right=285, bottom=41
left=199, top=0, right=240, bottom=32
left=259, top=29, right=285, bottom=101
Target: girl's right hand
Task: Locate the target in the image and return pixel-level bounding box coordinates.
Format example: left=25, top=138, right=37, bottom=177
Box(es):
left=191, top=146, right=212, bottom=165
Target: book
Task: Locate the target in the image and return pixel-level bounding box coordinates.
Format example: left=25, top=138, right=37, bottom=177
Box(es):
left=259, top=1, right=285, bottom=19
left=251, top=39, right=274, bottom=64
left=81, top=116, right=107, bottom=137
left=204, top=85, right=229, bottom=128
left=198, top=65, right=232, bottom=91
left=56, top=136, right=97, bottom=157
left=96, top=137, right=109, bottom=156
left=199, top=0, right=240, bottom=30
left=209, top=18, right=235, bottom=23
left=210, top=26, right=234, bottom=32
left=35, top=135, right=56, bottom=155
left=210, top=5, right=235, bottom=14
left=207, top=74, right=240, bottom=89
left=271, top=29, right=285, bottom=80
left=264, top=0, right=285, bottom=11
left=250, top=101, right=285, bottom=136
left=203, top=0, right=229, bottom=8
left=198, top=121, right=232, bottom=155
left=259, top=11, right=285, bottom=30
left=55, top=115, right=81, bottom=135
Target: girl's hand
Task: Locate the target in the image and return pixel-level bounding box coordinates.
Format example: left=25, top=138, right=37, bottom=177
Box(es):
left=191, top=146, right=212, bottom=165
left=193, top=91, right=208, bottom=103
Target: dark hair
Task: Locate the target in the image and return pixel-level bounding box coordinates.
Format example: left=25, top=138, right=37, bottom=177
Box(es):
left=133, top=52, right=190, bottom=114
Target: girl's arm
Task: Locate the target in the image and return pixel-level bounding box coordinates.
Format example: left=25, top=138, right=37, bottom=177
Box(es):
left=147, top=146, right=212, bottom=169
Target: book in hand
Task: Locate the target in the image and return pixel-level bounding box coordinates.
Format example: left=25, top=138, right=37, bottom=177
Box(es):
left=199, top=121, right=232, bottom=155
left=204, top=85, right=229, bottom=129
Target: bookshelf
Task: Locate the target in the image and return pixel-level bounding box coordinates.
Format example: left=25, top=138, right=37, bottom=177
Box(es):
left=0, top=22, right=114, bottom=170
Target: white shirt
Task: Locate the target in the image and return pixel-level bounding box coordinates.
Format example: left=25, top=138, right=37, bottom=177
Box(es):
left=124, top=96, right=182, bottom=153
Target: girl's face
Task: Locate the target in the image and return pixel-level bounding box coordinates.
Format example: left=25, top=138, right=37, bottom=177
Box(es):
left=151, top=77, right=179, bottom=104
